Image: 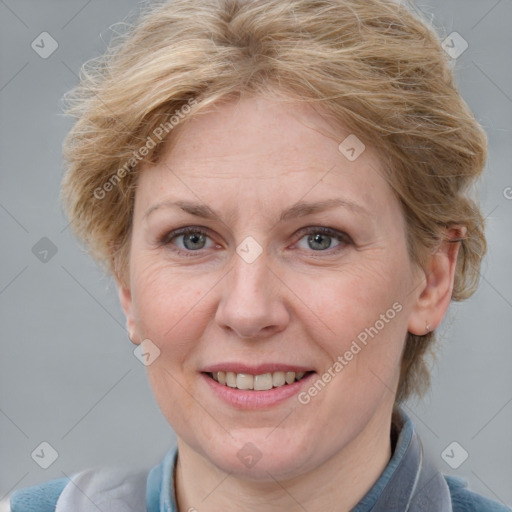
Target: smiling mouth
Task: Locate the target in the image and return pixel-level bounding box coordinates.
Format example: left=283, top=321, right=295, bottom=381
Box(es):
left=206, top=371, right=314, bottom=391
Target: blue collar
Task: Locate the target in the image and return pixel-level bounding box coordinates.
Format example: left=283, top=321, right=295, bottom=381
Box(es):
left=146, top=407, right=452, bottom=511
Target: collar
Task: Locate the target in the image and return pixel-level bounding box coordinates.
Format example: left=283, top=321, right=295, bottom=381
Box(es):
left=147, top=407, right=452, bottom=512
left=353, top=406, right=452, bottom=511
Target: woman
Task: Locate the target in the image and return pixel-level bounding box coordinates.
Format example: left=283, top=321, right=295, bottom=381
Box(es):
left=10, top=0, right=510, bottom=510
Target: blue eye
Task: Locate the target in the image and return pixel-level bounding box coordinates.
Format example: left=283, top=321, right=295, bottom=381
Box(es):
left=160, top=225, right=351, bottom=257
left=294, top=227, right=351, bottom=253
left=162, top=227, right=214, bottom=255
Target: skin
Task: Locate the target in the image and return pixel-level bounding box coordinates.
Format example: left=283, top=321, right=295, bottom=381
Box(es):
left=117, top=94, right=461, bottom=511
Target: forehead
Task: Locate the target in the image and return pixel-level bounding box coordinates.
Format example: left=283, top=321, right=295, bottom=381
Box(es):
left=135, top=95, right=396, bottom=219
left=157, top=95, right=363, bottom=171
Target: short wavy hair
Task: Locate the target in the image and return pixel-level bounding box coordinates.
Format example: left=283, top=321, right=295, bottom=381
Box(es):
left=61, top=0, right=487, bottom=403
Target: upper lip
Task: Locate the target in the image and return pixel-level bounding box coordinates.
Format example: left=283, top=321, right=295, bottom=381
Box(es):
left=202, top=363, right=314, bottom=374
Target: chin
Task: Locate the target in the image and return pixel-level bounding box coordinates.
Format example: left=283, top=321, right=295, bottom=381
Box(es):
left=197, top=429, right=317, bottom=482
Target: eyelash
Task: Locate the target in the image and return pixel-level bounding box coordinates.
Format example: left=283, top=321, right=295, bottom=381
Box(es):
left=158, top=225, right=353, bottom=258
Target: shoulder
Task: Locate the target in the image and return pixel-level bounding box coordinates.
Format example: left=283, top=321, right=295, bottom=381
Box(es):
left=10, top=477, right=68, bottom=512
left=9, top=465, right=148, bottom=512
left=445, top=475, right=512, bottom=512
left=9, top=448, right=177, bottom=512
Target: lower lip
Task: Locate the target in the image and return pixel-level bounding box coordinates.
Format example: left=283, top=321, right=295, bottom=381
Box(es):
left=201, top=372, right=316, bottom=409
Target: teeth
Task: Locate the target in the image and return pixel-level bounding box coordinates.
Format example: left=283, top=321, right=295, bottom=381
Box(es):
left=210, top=370, right=309, bottom=390
left=236, top=373, right=254, bottom=390
left=254, top=373, right=273, bottom=391
left=226, top=372, right=237, bottom=388
left=272, top=371, right=285, bottom=387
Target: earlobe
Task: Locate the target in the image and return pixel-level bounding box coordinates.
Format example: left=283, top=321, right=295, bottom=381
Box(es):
left=117, top=282, right=140, bottom=345
left=407, top=227, right=466, bottom=336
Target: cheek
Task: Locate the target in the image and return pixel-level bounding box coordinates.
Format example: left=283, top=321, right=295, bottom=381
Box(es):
left=130, top=260, right=214, bottom=430
left=130, top=258, right=215, bottom=359
left=302, top=254, right=411, bottom=407
left=312, top=257, right=408, bottom=338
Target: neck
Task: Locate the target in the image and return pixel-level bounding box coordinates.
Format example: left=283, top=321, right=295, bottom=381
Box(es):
left=174, top=404, right=394, bottom=512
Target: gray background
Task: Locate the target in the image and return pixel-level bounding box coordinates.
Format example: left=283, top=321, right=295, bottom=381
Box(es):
left=1, top=0, right=511, bottom=509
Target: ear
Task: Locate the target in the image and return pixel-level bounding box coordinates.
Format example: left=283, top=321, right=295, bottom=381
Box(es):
left=407, top=227, right=466, bottom=336
left=116, top=277, right=140, bottom=345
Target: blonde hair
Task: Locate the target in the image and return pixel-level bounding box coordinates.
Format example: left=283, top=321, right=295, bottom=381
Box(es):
left=61, top=0, right=487, bottom=403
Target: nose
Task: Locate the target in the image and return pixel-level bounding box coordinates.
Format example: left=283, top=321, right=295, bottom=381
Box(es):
left=215, top=251, right=290, bottom=340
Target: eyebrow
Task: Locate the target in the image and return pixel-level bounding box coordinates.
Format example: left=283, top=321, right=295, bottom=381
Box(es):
left=143, top=197, right=370, bottom=223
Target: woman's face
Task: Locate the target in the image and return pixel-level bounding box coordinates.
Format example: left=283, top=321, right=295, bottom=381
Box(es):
left=120, top=94, right=426, bottom=480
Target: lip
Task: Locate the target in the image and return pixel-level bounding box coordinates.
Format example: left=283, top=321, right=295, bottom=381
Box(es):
left=200, top=370, right=316, bottom=410
left=202, top=363, right=314, bottom=374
